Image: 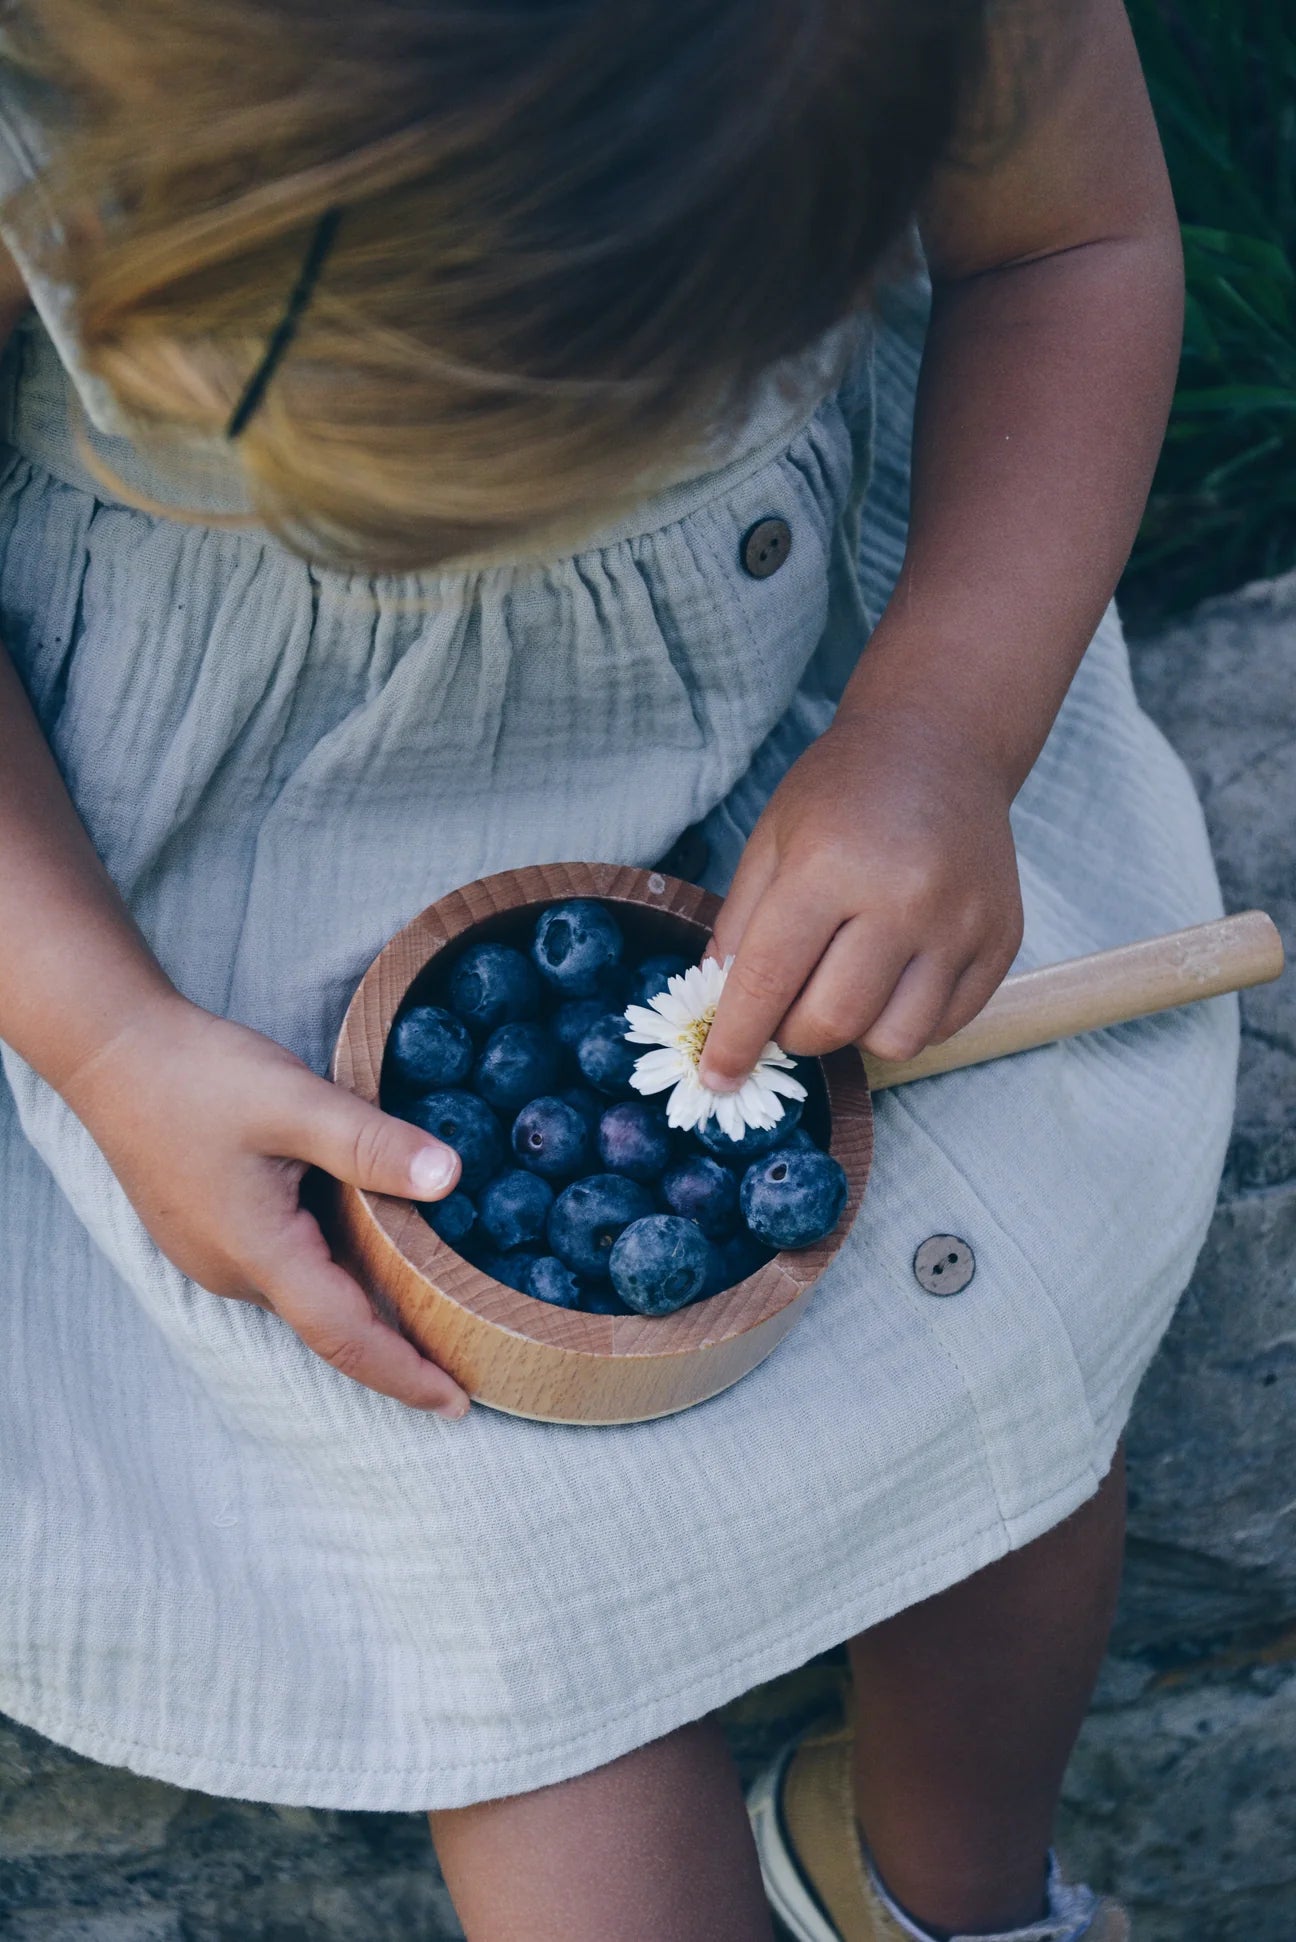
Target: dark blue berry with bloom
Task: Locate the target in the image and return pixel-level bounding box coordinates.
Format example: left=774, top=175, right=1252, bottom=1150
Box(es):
left=597, top=1101, right=673, bottom=1183
left=387, top=1004, right=474, bottom=1094
left=478, top=1168, right=555, bottom=1252
left=532, top=899, right=625, bottom=997
left=580, top=1285, right=635, bottom=1315
left=548, top=1173, right=654, bottom=1278
left=473, top=1021, right=561, bottom=1116
left=511, top=1095, right=591, bottom=1180
left=419, top=1189, right=477, bottom=1249
left=552, top=997, right=608, bottom=1056
left=609, top=1215, right=711, bottom=1316
left=694, top=1093, right=804, bottom=1163
left=478, top=1246, right=545, bottom=1293
left=740, top=1147, right=848, bottom=1250
left=576, top=1012, right=639, bottom=1097
left=626, top=954, right=688, bottom=1008
left=660, top=1155, right=739, bottom=1240
left=448, top=941, right=542, bottom=1034
left=525, top=1255, right=586, bottom=1309
left=701, top=1227, right=776, bottom=1296
left=398, top=1088, right=504, bottom=1194
left=558, top=1084, right=603, bottom=1130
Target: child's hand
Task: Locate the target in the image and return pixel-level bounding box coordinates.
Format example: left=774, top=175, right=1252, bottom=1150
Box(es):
left=62, top=996, right=470, bottom=1417
left=700, top=708, right=1024, bottom=1088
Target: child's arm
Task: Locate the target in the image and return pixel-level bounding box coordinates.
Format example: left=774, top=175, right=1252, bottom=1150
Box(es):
left=701, top=0, right=1181, bottom=1088
left=0, top=613, right=466, bottom=1414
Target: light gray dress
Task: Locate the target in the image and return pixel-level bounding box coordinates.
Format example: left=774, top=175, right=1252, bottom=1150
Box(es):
left=0, top=94, right=1237, bottom=1810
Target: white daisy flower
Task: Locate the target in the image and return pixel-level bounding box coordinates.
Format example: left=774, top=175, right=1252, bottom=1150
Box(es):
left=622, top=954, right=807, bottom=1138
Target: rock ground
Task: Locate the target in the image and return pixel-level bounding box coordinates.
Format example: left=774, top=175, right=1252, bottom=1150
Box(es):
left=2, top=576, right=1293, bottom=1940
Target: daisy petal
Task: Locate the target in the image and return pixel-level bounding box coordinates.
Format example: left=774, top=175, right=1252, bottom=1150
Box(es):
left=653, top=992, right=695, bottom=1029
left=763, top=1066, right=808, bottom=1101
left=666, top=1076, right=708, bottom=1131
left=624, top=1004, right=673, bottom=1042
left=735, top=1079, right=780, bottom=1130
left=757, top=1043, right=798, bottom=1070
left=629, top=1051, right=688, bottom=1095
left=629, top=1073, right=678, bottom=1097
left=681, top=963, right=718, bottom=1012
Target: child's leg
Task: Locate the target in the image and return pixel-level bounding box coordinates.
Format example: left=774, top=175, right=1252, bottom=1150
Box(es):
left=428, top=1715, right=775, bottom=1942
left=848, top=1445, right=1126, bottom=1937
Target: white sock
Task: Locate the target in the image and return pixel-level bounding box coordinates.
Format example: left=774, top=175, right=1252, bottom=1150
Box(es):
left=865, top=1849, right=1100, bottom=1942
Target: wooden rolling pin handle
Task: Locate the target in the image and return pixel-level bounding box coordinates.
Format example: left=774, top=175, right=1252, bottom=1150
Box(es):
left=861, top=910, right=1285, bottom=1092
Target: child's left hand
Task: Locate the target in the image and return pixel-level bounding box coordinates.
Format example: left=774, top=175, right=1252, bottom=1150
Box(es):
left=699, top=706, right=1024, bottom=1088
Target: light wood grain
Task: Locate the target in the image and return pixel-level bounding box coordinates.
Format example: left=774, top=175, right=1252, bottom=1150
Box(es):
left=862, top=910, right=1284, bottom=1090
left=325, top=862, right=873, bottom=1425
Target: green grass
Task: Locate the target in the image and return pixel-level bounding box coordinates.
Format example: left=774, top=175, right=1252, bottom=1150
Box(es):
left=1121, top=0, right=1296, bottom=624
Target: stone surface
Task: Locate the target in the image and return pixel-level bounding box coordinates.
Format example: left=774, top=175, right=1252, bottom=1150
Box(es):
left=0, top=1712, right=465, bottom=1940
left=1050, top=573, right=1296, bottom=1939
left=1, top=577, right=1293, bottom=1938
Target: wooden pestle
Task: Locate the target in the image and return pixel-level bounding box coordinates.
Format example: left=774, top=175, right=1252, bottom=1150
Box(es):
left=861, top=910, right=1285, bottom=1092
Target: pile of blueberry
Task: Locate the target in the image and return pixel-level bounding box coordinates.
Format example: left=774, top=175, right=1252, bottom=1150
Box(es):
left=380, top=899, right=849, bottom=1318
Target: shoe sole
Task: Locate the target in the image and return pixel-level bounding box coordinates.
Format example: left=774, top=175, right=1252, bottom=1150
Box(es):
left=747, top=1745, right=843, bottom=1942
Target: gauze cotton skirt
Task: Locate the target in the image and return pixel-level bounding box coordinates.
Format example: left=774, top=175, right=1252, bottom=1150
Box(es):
left=0, top=276, right=1237, bottom=1811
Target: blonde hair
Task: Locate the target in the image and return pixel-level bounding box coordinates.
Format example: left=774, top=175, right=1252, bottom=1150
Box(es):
left=4, top=0, right=994, bottom=570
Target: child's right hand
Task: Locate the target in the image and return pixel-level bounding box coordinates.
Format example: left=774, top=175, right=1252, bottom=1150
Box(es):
left=60, top=993, right=471, bottom=1418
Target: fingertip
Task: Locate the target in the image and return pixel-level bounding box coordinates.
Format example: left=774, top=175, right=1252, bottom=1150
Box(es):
left=409, top=1142, right=460, bottom=1199
left=431, top=1395, right=471, bottom=1422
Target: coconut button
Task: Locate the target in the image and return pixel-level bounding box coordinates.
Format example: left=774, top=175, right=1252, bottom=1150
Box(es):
left=740, top=516, right=792, bottom=578
left=913, top=1235, right=976, bottom=1296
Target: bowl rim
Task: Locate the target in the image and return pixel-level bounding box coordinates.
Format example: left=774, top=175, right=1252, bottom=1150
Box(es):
left=331, top=861, right=873, bottom=1362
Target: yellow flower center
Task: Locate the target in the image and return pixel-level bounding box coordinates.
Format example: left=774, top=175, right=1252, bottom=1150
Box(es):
left=678, top=1005, right=717, bottom=1069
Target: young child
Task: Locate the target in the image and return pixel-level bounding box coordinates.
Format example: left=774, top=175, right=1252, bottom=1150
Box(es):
left=0, top=3, right=1237, bottom=1937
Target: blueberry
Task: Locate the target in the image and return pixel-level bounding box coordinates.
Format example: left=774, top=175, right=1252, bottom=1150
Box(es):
left=418, top=1189, right=477, bottom=1250
left=694, top=1093, right=804, bottom=1163
left=626, top=954, right=689, bottom=1008
left=386, top=1004, right=474, bottom=1094
left=511, top=1095, right=592, bottom=1181
left=774, top=1126, right=819, bottom=1155
left=477, top=1246, right=544, bottom=1293
left=525, top=1255, right=586, bottom=1309
left=548, top=1173, right=655, bottom=1278
left=472, top=1021, right=561, bottom=1116
left=398, top=1089, right=504, bottom=1194
left=597, top=1100, right=673, bottom=1183
left=587, top=963, right=634, bottom=1008
left=660, top=1155, right=739, bottom=1240
left=447, top=941, right=542, bottom=1034
left=609, top=1214, right=711, bottom=1316
left=740, top=1147, right=848, bottom=1250
left=558, top=1084, right=602, bottom=1129
left=532, top=899, right=625, bottom=997
left=552, top=998, right=608, bottom=1055
left=700, top=1228, right=775, bottom=1297
left=478, top=1168, right=555, bottom=1251
left=580, top=1285, right=636, bottom=1315
left=575, top=1012, right=638, bottom=1097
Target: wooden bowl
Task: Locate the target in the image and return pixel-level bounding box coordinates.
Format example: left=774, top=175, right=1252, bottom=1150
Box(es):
left=328, top=862, right=872, bottom=1424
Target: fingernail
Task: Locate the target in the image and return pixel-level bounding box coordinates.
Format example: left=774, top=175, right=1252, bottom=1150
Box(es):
left=433, top=1397, right=470, bottom=1421
left=699, top=1065, right=741, bottom=1094
left=410, top=1145, right=457, bottom=1198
